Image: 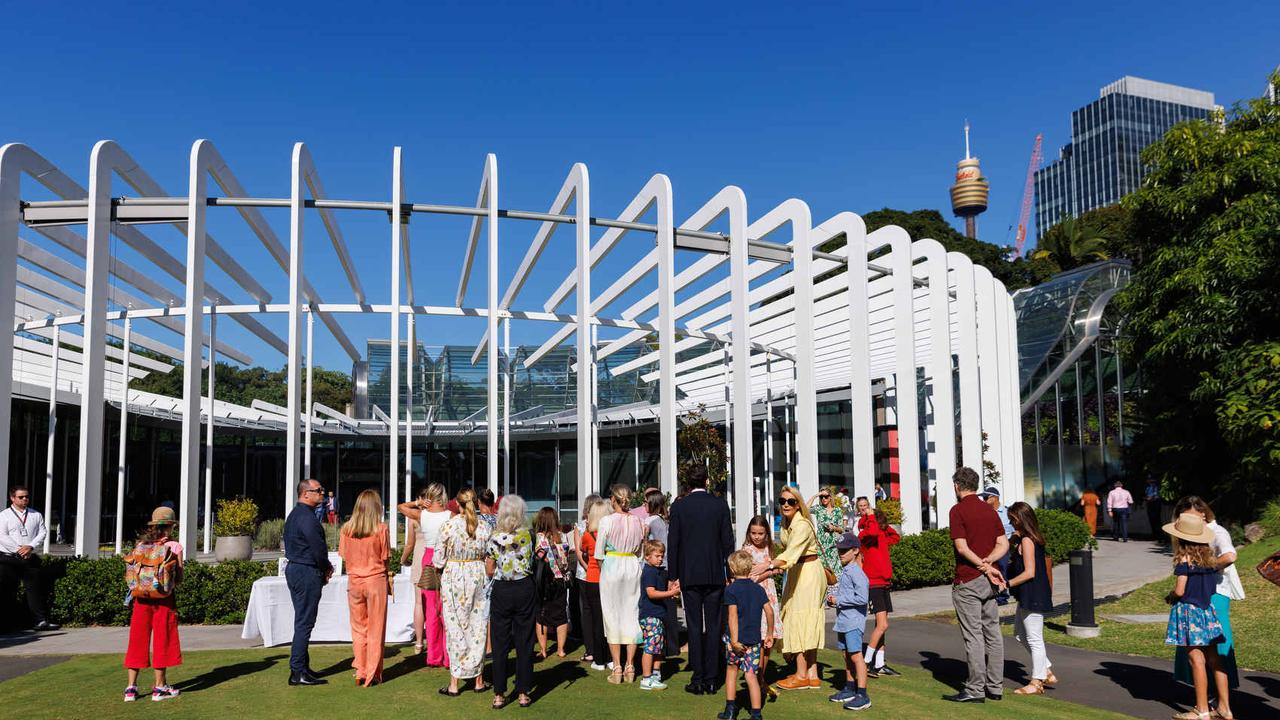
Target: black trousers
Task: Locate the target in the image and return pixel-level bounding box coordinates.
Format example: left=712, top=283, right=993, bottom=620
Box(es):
left=1112, top=508, right=1131, bottom=541
left=491, top=577, right=536, bottom=696
left=682, top=584, right=724, bottom=686
left=662, top=595, right=679, bottom=657
left=0, top=553, right=48, bottom=624
left=285, top=563, right=323, bottom=673
left=580, top=581, right=606, bottom=662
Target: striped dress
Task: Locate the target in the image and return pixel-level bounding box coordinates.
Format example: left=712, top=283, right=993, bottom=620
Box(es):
left=594, top=511, right=644, bottom=645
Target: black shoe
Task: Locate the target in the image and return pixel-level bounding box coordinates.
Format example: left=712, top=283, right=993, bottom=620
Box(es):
left=942, top=692, right=984, bottom=703
left=33, top=621, right=60, bottom=631
left=303, top=669, right=326, bottom=682
left=985, top=692, right=1002, bottom=701
left=288, top=671, right=327, bottom=686
left=684, top=683, right=706, bottom=695
left=703, top=683, right=719, bottom=695
left=716, top=702, right=738, bottom=720
left=875, top=666, right=901, bottom=677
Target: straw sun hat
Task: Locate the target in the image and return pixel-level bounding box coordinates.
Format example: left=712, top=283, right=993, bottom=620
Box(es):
left=147, top=506, right=177, bottom=526
left=1162, top=512, right=1215, bottom=544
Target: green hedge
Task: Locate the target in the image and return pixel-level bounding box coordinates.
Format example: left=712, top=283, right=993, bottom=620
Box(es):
left=42, top=556, right=273, bottom=627
left=887, top=509, right=1095, bottom=590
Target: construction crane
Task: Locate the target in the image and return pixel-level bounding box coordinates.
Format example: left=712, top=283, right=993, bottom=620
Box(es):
left=1013, top=134, right=1043, bottom=258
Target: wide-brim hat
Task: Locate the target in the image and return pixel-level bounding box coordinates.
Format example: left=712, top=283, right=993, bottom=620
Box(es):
left=148, top=506, right=177, bottom=526
left=1162, top=512, right=1214, bottom=544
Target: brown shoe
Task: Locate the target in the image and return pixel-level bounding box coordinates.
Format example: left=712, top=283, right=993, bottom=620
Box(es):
left=807, top=678, right=821, bottom=689
left=775, top=676, right=810, bottom=690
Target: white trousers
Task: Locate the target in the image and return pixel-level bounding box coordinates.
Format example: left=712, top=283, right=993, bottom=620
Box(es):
left=1014, top=606, right=1052, bottom=681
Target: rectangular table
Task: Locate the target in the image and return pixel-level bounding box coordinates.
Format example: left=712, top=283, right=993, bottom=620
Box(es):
left=241, top=571, right=416, bottom=647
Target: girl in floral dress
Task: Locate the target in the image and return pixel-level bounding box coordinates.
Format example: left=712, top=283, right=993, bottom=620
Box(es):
left=434, top=487, right=493, bottom=696
left=743, top=515, right=782, bottom=699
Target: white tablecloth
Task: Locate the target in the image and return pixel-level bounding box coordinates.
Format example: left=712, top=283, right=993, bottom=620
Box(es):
left=240, top=571, right=416, bottom=647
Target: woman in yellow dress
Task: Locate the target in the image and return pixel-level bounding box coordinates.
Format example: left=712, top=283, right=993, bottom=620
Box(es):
left=767, top=485, right=826, bottom=690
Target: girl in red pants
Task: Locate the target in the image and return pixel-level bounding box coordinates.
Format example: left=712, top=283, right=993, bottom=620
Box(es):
left=123, top=506, right=184, bottom=702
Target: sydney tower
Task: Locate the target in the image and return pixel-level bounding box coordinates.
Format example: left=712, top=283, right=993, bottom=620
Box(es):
left=949, top=122, right=989, bottom=239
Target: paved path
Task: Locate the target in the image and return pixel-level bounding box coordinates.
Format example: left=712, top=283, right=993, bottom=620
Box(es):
left=889, top=538, right=1172, bottom=617
left=846, top=617, right=1280, bottom=720
left=0, top=624, right=261, bottom=656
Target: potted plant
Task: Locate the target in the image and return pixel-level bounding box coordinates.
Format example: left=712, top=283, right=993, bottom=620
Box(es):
left=213, top=497, right=258, bottom=561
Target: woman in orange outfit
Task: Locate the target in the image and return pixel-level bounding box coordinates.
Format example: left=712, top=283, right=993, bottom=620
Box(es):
left=339, top=489, right=391, bottom=687
left=1080, top=486, right=1102, bottom=536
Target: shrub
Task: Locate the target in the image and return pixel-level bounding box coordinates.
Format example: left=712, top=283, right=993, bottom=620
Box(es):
left=876, top=498, right=904, bottom=526
left=889, top=528, right=954, bottom=590
left=176, top=560, right=274, bottom=625
left=255, top=518, right=286, bottom=550
left=323, top=523, right=340, bottom=551
left=1035, top=508, right=1096, bottom=563
left=213, top=497, right=259, bottom=537
left=1259, top=499, right=1280, bottom=538
left=49, top=555, right=129, bottom=627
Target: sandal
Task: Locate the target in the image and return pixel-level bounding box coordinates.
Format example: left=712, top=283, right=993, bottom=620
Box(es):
left=623, top=665, right=636, bottom=683
left=1171, top=711, right=1211, bottom=720
left=475, top=682, right=493, bottom=693
left=608, top=668, right=624, bottom=684
left=1013, top=681, right=1044, bottom=695
left=492, top=696, right=507, bottom=710
left=439, top=687, right=463, bottom=697
left=518, top=695, right=532, bottom=708
left=1043, top=670, right=1058, bottom=687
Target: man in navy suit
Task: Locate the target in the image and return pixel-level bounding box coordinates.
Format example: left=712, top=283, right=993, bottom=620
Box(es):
left=667, top=464, right=734, bottom=695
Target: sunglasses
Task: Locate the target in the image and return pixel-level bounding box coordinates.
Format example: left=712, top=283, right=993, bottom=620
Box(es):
left=305, top=488, right=325, bottom=495
left=819, top=494, right=830, bottom=499
left=779, top=497, right=799, bottom=507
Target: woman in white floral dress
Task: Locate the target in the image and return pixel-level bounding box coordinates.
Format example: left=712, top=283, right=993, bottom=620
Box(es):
left=433, top=487, right=492, bottom=695
left=594, top=484, right=645, bottom=684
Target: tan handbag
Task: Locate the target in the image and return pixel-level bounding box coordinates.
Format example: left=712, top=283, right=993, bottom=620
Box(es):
left=417, top=565, right=440, bottom=591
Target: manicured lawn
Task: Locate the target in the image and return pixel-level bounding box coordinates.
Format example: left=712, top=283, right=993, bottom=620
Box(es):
left=1024, top=536, right=1280, bottom=674
left=0, top=646, right=1130, bottom=720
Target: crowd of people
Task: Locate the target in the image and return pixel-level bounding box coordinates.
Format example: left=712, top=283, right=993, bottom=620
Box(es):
left=2, top=459, right=1234, bottom=717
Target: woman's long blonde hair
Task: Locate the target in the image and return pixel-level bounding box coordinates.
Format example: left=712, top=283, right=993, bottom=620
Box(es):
left=1172, top=538, right=1216, bottom=569
left=779, top=485, right=811, bottom=528
left=586, top=497, right=611, bottom=534
left=342, top=489, right=384, bottom=539
left=418, top=482, right=447, bottom=508
left=456, top=486, right=479, bottom=537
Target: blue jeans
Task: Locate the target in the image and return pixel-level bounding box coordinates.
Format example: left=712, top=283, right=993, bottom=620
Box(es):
left=1111, top=508, right=1130, bottom=541
left=286, top=563, right=324, bottom=673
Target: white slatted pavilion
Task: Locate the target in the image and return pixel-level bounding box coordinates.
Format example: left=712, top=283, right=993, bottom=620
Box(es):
left=2, top=141, right=1023, bottom=557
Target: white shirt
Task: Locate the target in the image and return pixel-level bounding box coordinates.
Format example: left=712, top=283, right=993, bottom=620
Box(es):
left=1208, top=521, right=1246, bottom=601
left=419, top=510, right=452, bottom=549
left=1, top=505, right=47, bottom=554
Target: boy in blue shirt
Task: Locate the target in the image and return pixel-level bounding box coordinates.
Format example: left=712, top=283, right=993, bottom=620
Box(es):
left=828, top=532, right=871, bottom=710
left=639, top=540, right=680, bottom=690
left=719, top=550, right=774, bottom=720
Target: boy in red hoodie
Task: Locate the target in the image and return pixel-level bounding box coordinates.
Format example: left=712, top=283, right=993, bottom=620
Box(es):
left=857, top=507, right=900, bottom=677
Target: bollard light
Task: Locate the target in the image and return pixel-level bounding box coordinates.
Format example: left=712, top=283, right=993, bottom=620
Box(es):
left=1066, top=549, right=1101, bottom=638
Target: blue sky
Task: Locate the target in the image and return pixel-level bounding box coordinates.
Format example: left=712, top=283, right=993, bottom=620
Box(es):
left=4, top=1, right=1277, bottom=371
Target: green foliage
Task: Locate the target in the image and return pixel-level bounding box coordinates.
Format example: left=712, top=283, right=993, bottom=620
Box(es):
left=1034, top=508, right=1096, bottom=564
left=1032, top=216, right=1109, bottom=272
left=130, top=361, right=353, bottom=411
left=43, top=556, right=273, bottom=627
left=1118, top=73, right=1280, bottom=518
left=888, top=529, right=954, bottom=590
left=677, top=406, right=728, bottom=494
left=981, top=431, right=1001, bottom=485
left=324, top=523, right=340, bottom=551
left=876, top=498, right=903, bottom=526
left=255, top=518, right=285, bottom=550
left=213, top=497, right=259, bottom=537
left=1259, top=498, right=1280, bottom=538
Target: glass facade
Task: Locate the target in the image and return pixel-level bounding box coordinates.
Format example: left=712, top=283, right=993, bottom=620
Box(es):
left=1034, top=77, right=1216, bottom=238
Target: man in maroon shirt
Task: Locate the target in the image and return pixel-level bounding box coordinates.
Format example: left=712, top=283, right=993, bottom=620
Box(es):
left=944, top=467, right=1009, bottom=703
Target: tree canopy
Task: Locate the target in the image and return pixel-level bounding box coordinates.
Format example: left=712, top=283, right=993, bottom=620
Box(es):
left=1117, top=74, right=1280, bottom=516
left=130, top=361, right=354, bottom=412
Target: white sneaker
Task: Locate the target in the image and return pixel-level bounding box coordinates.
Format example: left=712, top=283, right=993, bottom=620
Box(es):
left=591, top=663, right=608, bottom=671
left=640, top=676, right=667, bottom=690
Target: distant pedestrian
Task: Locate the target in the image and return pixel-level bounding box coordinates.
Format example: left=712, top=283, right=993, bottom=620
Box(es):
left=595, top=484, right=645, bottom=684
left=668, top=465, right=735, bottom=694
left=122, top=506, right=184, bottom=703
left=1106, top=480, right=1134, bottom=542
left=874, top=483, right=888, bottom=503
left=1144, top=478, right=1162, bottom=539
left=338, top=489, right=390, bottom=687
left=826, top=532, right=871, bottom=710
left=325, top=491, right=338, bottom=526
left=717, top=550, right=774, bottom=720
left=1080, top=486, right=1102, bottom=536
left=1172, top=496, right=1243, bottom=694
left=1163, top=512, right=1231, bottom=720
left=284, top=478, right=333, bottom=686
left=0, top=485, right=59, bottom=631
left=1005, top=502, right=1057, bottom=695
left=944, top=466, right=1008, bottom=703
left=486, top=495, right=534, bottom=709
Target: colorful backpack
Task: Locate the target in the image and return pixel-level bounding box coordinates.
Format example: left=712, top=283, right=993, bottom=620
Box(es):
left=125, top=542, right=179, bottom=600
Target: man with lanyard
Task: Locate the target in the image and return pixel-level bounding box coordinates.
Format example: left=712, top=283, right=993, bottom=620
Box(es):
left=0, top=485, right=60, bottom=630
left=977, top=486, right=1014, bottom=605
left=284, top=478, right=333, bottom=686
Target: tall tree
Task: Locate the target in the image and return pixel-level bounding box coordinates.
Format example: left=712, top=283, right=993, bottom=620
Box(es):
left=1118, top=73, right=1280, bottom=517
left=1031, top=216, right=1109, bottom=272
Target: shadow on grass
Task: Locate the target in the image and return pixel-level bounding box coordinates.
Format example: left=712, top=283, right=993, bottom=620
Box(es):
left=527, top=657, right=591, bottom=704
left=1248, top=673, right=1280, bottom=699
left=1093, top=661, right=1278, bottom=716
left=176, top=654, right=288, bottom=693
left=917, top=651, right=965, bottom=692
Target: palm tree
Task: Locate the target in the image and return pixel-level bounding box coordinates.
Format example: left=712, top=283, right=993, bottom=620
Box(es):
left=1032, top=217, right=1109, bottom=271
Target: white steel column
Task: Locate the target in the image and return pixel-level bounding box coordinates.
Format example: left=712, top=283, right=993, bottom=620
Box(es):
left=779, top=203, right=817, bottom=505
left=1005, top=294, right=1026, bottom=499
left=485, top=154, right=499, bottom=495
left=992, top=280, right=1014, bottom=497
left=973, top=265, right=1002, bottom=491
left=653, top=175, right=677, bottom=498
left=44, top=323, right=60, bottom=555
left=405, top=312, right=414, bottom=543
left=884, top=228, right=922, bottom=534
left=179, top=141, right=212, bottom=555
left=591, top=324, right=600, bottom=492
left=728, top=190, right=753, bottom=536
left=389, top=147, right=404, bottom=547
left=503, top=318, right=511, bottom=495
left=949, top=253, right=983, bottom=482
left=286, top=144, right=307, bottom=519
left=77, top=141, right=129, bottom=558
left=114, top=315, right=131, bottom=555
left=305, top=308, right=314, bottom=477
left=836, top=214, right=875, bottom=503
left=571, top=164, right=593, bottom=509
left=918, top=240, right=957, bottom=522
left=203, top=308, right=216, bottom=555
